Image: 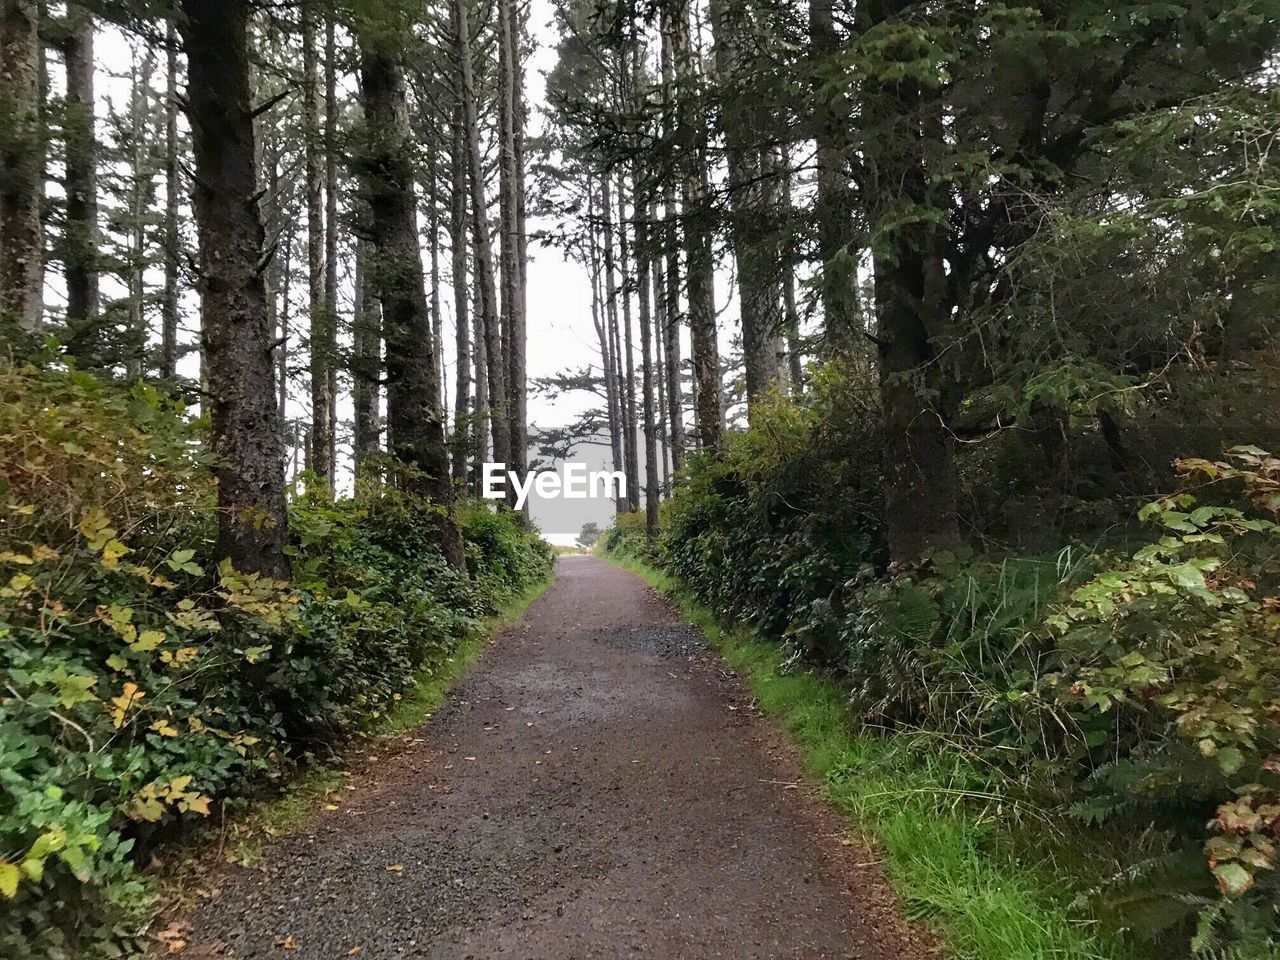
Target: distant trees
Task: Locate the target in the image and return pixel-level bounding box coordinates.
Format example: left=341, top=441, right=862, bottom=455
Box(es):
left=539, top=0, right=1279, bottom=559
left=0, top=0, right=535, bottom=572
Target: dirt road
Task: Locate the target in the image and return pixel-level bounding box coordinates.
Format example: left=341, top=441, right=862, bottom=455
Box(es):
left=185, top=555, right=930, bottom=959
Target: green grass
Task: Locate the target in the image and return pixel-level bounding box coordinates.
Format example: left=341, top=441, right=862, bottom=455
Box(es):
left=603, top=551, right=1133, bottom=960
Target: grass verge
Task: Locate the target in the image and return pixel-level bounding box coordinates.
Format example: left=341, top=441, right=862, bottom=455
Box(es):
left=602, top=550, right=1132, bottom=960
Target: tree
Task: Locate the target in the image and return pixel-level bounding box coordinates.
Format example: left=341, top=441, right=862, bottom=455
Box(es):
left=0, top=0, right=44, bottom=333
left=355, top=7, right=462, bottom=565
left=178, top=0, right=288, bottom=577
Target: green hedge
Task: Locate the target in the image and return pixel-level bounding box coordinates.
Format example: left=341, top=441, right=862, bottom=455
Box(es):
left=604, top=368, right=1280, bottom=957
left=0, top=363, right=553, bottom=958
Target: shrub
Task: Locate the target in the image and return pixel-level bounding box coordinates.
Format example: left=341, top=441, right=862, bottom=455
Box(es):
left=0, top=362, right=552, bottom=958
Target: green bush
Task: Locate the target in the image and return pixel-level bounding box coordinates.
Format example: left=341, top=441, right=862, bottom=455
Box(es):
left=608, top=356, right=1280, bottom=955
left=0, top=363, right=552, bottom=958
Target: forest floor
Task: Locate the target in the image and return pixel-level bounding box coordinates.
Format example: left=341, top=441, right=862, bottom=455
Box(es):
left=180, top=555, right=933, bottom=960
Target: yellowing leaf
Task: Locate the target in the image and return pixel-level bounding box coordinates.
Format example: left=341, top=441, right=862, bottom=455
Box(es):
left=108, top=682, right=145, bottom=728
left=150, top=720, right=180, bottom=737
left=0, top=862, right=19, bottom=898
left=132, top=630, right=166, bottom=652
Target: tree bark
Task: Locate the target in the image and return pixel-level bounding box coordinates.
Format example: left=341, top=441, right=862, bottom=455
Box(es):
left=323, top=13, right=339, bottom=480
left=659, top=10, right=685, bottom=473
left=302, top=3, right=331, bottom=485
left=862, top=3, right=962, bottom=564
left=671, top=0, right=721, bottom=449
left=63, top=8, right=97, bottom=342
left=639, top=201, right=659, bottom=539
left=710, top=0, right=783, bottom=416
left=810, top=0, right=857, bottom=339
left=454, top=0, right=507, bottom=470
left=161, top=21, right=180, bottom=378
left=0, top=0, right=43, bottom=333
left=509, top=0, right=529, bottom=504
left=498, top=0, right=526, bottom=502
left=352, top=239, right=382, bottom=483
left=617, top=171, right=640, bottom=511
left=449, top=102, right=472, bottom=487
left=179, top=0, right=288, bottom=578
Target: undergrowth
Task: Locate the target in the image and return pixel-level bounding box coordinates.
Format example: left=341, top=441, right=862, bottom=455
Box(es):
left=604, top=551, right=1131, bottom=960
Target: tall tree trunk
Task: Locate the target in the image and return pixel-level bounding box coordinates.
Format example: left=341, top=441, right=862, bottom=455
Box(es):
left=0, top=0, right=43, bottom=333
left=810, top=0, right=857, bottom=340
left=862, top=3, right=961, bottom=564
left=509, top=0, right=529, bottom=501
left=639, top=201, right=659, bottom=539
left=471, top=245, right=488, bottom=474
left=358, top=30, right=463, bottom=565
left=617, top=172, right=640, bottom=512
left=497, top=0, right=525, bottom=502
left=454, top=0, right=507, bottom=469
left=601, top=175, right=627, bottom=517
left=659, top=10, right=684, bottom=473
left=323, top=14, right=339, bottom=479
left=449, top=102, right=472, bottom=486
left=711, top=0, right=783, bottom=416
left=352, top=239, right=382, bottom=483
left=179, top=0, right=288, bottom=578
left=671, top=0, right=721, bottom=449
left=428, top=145, right=445, bottom=433
left=63, top=8, right=97, bottom=342
left=124, top=52, right=156, bottom=379
left=302, top=3, right=331, bottom=485
left=652, top=244, right=669, bottom=486
left=589, top=184, right=622, bottom=510
left=161, top=21, right=180, bottom=378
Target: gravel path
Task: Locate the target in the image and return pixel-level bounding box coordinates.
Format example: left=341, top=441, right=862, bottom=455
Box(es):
left=183, top=555, right=933, bottom=960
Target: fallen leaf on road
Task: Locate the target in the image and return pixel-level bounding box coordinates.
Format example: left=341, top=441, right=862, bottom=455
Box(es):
left=323, top=804, right=340, bottom=811
left=277, top=936, right=297, bottom=950
left=348, top=949, right=363, bottom=956
left=386, top=864, right=404, bottom=872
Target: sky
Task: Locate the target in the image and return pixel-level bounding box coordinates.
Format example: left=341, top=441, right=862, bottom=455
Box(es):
left=82, top=3, right=752, bottom=547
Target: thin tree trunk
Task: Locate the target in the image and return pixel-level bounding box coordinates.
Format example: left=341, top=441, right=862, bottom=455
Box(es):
left=324, top=13, right=339, bottom=479
left=161, top=21, right=180, bottom=378
left=0, top=0, right=43, bottom=333
left=429, top=145, right=445, bottom=435
left=454, top=0, right=507, bottom=469
left=179, top=0, right=288, bottom=578
left=302, top=3, right=331, bottom=484
left=449, top=102, right=472, bottom=486
left=601, top=175, right=627, bottom=516
left=125, top=52, right=156, bottom=379
left=352, top=239, right=382, bottom=483
left=498, top=0, right=523, bottom=502
left=639, top=200, right=659, bottom=539
left=652, top=248, right=669, bottom=487
left=509, top=0, right=529, bottom=502
left=589, top=183, right=622, bottom=510
left=659, top=11, right=685, bottom=472
left=472, top=246, right=488, bottom=475
left=63, top=8, right=97, bottom=343
left=618, top=171, right=640, bottom=512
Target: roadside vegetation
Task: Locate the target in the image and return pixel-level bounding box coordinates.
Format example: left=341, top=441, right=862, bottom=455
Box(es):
left=0, top=362, right=553, bottom=959
left=603, top=365, right=1280, bottom=959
